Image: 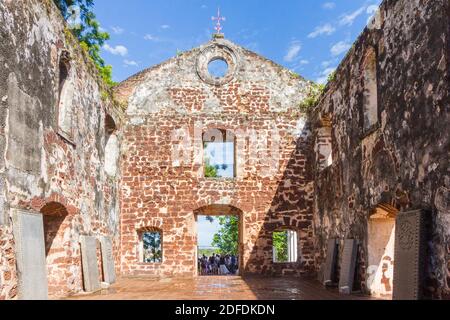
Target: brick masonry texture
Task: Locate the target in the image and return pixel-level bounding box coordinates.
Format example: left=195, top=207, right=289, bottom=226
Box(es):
left=115, top=38, right=316, bottom=277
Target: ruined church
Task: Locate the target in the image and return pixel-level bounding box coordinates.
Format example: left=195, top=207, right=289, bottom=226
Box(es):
left=0, top=0, right=449, bottom=300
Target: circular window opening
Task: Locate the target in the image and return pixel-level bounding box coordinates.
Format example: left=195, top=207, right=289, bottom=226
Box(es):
left=208, top=59, right=229, bottom=79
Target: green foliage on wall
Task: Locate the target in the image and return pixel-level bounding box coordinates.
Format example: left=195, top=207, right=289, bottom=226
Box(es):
left=299, top=83, right=326, bottom=112
left=54, top=0, right=116, bottom=87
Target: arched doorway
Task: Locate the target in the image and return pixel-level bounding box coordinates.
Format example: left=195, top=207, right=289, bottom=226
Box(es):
left=366, top=203, right=398, bottom=299
left=41, top=202, right=75, bottom=297
left=194, top=204, right=244, bottom=276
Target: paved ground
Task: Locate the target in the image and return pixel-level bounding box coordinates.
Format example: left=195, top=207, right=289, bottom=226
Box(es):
left=67, top=276, right=374, bottom=300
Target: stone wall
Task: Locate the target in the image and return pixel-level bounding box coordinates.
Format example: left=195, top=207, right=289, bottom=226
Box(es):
left=1, top=0, right=448, bottom=301
left=0, top=0, right=122, bottom=299
left=115, top=38, right=316, bottom=277
left=311, top=0, right=450, bottom=299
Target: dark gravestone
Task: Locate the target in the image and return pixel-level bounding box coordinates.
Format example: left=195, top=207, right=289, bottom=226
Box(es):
left=393, top=210, right=427, bottom=300
left=339, top=239, right=358, bottom=294
left=80, top=235, right=101, bottom=292
left=323, top=238, right=338, bottom=286
left=12, top=209, right=48, bottom=300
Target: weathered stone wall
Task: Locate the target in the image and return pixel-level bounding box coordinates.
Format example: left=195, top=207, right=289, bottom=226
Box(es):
left=311, top=0, right=450, bottom=299
left=115, top=39, right=316, bottom=277
left=0, top=0, right=122, bottom=299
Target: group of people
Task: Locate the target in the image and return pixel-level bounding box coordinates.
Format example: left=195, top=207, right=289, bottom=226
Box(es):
left=198, top=254, right=239, bottom=275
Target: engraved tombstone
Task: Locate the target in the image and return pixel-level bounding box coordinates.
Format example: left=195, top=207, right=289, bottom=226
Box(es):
left=323, top=238, right=338, bottom=286
left=79, top=235, right=101, bottom=292
left=100, top=236, right=116, bottom=284
left=393, top=210, right=427, bottom=300
left=12, top=209, right=48, bottom=300
left=339, top=239, right=358, bottom=294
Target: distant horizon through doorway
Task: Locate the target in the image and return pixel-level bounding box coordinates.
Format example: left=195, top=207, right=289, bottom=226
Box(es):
left=196, top=215, right=240, bottom=277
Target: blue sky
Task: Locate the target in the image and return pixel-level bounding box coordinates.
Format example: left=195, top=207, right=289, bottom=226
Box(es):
left=197, top=216, right=221, bottom=247
left=94, top=0, right=382, bottom=84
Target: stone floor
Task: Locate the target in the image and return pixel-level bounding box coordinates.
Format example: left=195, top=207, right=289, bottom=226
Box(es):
left=67, top=276, right=374, bottom=300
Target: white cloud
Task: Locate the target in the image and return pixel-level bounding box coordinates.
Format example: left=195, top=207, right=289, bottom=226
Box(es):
left=290, top=59, right=310, bottom=72
left=111, top=26, right=124, bottom=35
left=321, top=60, right=333, bottom=68
left=366, top=4, right=379, bottom=15
left=201, top=4, right=207, bottom=9
left=322, top=2, right=336, bottom=10
left=144, top=34, right=159, bottom=41
left=316, top=67, right=337, bottom=84
left=160, top=25, right=170, bottom=30
left=331, top=41, right=351, bottom=56
left=124, top=59, right=138, bottom=67
left=366, top=5, right=380, bottom=25
left=339, top=6, right=365, bottom=26
left=284, top=40, right=302, bottom=62
left=103, top=44, right=128, bottom=56
left=308, top=24, right=336, bottom=38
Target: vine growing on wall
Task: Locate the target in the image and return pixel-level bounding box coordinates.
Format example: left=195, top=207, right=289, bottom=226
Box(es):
left=298, top=72, right=336, bottom=112
left=54, top=0, right=116, bottom=87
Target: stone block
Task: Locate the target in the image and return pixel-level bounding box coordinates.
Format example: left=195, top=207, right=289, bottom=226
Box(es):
left=339, top=239, right=358, bottom=294
left=100, top=236, right=116, bottom=284
left=323, top=238, right=338, bottom=286
left=6, top=73, right=41, bottom=173
left=12, top=209, right=48, bottom=300
left=393, top=210, right=427, bottom=300
left=80, top=235, right=101, bottom=293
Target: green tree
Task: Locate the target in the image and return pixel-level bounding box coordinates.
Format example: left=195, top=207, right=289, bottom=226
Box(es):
left=204, top=158, right=219, bottom=178
left=54, top=0, right=116, bottom=87
left=143, top=232, right=162, bottom=263
left=211, top=216, right=239, bottom=255
left=273, top=231, right=288, bottom=262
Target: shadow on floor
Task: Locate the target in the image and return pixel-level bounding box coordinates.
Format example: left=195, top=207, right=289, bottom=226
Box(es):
left=66, top=275, right=374, bottom=300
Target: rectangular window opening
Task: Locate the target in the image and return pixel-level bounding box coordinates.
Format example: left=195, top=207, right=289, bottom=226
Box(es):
left=273, top=230, right=298, bottom=263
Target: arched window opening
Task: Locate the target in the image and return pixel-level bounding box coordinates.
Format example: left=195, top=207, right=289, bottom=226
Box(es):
left=41, top=202, right=72, bottom=297
left=366, top=204, right=398, bottom=299
left=203, top=129, right=236, bottom=178
left=273, top=230, right=298, bottom=263
left=362, top=47, right=379, bottom=132
left=315, top=114, right=333, bottom=171
left=138, top=227, right=163, bottom=263
left=57, top=51, right=74, bottom=140
left=105, top=114, right=119, bottom=177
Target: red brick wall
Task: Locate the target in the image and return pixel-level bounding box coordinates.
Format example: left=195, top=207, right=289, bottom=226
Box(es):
left=118, top=41, right=317, bottom=277
left=120, top=115, right=315, bottom=276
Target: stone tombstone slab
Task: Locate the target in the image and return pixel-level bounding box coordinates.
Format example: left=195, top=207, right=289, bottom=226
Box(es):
left=11, top=209, right=48, bottom=300
left=323, top=238, right=338, bottom=286
left=339, top=239, right=358, bottom=294
left=393, top=210, right=427, bottom=300
left=100, top=236, right=116, bottom=284
left=80, top=235, right=101, bottom=292
left=7, top=73, right=42, bottom=173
